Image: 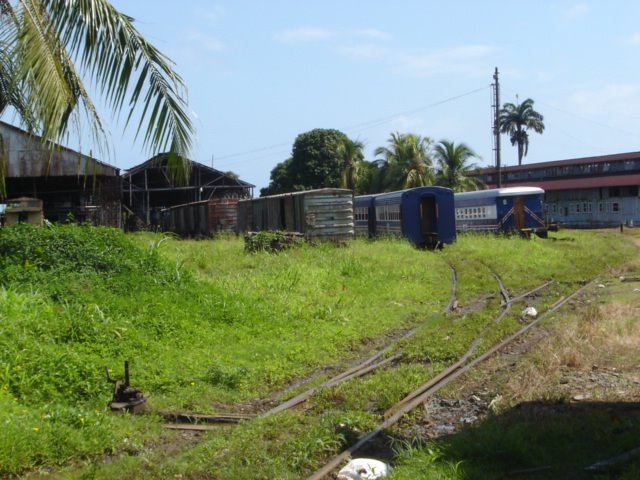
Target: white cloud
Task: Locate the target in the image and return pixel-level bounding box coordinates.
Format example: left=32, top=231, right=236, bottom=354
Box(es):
left=566, top=3, right=589, bottom=18
left=274, top=27, right=336, bottom=43
left=569, top=83, right=640, bottom=117
left=630, top=32, right=640, bottom=46
left=198, top=5, right=225, bottom=25
left=354, top=29, right=391, bottom=40
left=187, top=31, right=225, bottom=52
left=397, top=45, right=496, bottom=77
left=338, top=43, right=389, bottom=60
left=389, top=115, right=428, bottom=132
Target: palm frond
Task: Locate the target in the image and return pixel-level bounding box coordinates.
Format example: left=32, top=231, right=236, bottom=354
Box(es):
left=7, top=0, right=193, bottom=182
left=41, top=0, right=193, bottom=166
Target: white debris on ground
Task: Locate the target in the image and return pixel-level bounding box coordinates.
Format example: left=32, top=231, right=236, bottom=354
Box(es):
left=521, top=306, right=538, bottom=318
left=337, top=458, right=392, bottom=480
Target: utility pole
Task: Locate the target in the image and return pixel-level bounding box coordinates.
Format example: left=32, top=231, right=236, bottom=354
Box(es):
left=493, top=67, right=502, bottom=188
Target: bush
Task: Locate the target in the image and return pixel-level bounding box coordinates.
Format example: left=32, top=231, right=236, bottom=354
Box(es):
left=244, top=230, right=304, bottom=253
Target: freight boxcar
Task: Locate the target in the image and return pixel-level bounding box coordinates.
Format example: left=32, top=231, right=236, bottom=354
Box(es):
left=160, top=197, right=239, bottom=237
left=236, top=188, right=354, bottom=241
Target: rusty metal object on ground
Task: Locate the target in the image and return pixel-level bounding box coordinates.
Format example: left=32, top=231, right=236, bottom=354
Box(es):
left=105, top=360, right=149, bottom=413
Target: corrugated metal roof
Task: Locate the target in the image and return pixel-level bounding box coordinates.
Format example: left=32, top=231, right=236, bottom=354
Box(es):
left=124, top=153, right=255, bottom=188
left=481, top=151, right=640, bottom=173
left=0, top=121, right=119, bottom=177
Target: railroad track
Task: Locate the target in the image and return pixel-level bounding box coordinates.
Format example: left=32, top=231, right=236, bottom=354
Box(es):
left=159, top=268, right=567, bottom=478
left=305, top=279, right=589, bottom=480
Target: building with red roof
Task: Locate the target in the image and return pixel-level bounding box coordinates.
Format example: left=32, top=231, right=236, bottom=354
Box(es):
left=470, top=152, right=640, bottom=228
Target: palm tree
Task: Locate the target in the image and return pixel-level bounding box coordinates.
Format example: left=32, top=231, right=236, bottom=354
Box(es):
left=499, top=98, right=544, bottom=166
left=0, top=0, right=193, bottom=182
left=338, top=137, right=364, bottom=191
left=433, top=140, right=483, bottom=192
left=374, top=132, right=434, bottom=191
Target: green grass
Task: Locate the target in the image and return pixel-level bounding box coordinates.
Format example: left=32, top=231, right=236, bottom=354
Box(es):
left=0, top=224, right=635, bottom=478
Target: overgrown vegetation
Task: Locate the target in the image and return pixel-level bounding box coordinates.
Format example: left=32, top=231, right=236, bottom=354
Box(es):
left=0, top=224, right=635, bottom=478
left=243, top=230, right=304, bottom=253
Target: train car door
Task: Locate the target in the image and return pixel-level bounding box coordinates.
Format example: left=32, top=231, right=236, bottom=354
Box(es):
left=420, top=195, right=437, bottom=234
left=514, top=197, right=525, bottom=230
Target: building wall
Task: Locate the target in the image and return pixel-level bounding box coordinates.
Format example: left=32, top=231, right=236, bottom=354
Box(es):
left=1, top=122, right=122, bottom=227
left=545, top=188, right=639, bottom=227
left=471, top=152, right=640, bottom=229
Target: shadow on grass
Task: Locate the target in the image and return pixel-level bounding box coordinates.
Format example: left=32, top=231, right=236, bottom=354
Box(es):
left=430, top=399, right=640, bottom=479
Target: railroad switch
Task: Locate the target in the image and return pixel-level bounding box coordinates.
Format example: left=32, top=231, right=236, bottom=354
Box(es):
left=105, top=360, right=149, bottom=414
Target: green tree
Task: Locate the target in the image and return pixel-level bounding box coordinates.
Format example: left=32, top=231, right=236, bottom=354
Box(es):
left=433, top=140, right=483, bottom=192
left=0, top=0, right=193, bottom=181
left=338, top=137, right=364, bottom=191
left=261, top=158, right=292, bottom=196
left=499, top=98, right=545, bottom=166
left=262, top=128, right=354, bottom=195
left=374, top=132, right=434, bottom=191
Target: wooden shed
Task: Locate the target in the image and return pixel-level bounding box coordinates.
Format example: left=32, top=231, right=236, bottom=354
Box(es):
left=237, top=188, right=355, bottom=241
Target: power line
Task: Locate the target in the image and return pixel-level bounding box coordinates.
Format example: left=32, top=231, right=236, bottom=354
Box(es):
left=214, top=84, right=492, bottom=166
left=341, top=84, right=491, bottom=134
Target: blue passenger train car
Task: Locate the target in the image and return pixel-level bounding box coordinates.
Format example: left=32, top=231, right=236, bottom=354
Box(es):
left=355, top=186, right=456, bottom=248
left=354, top=194, right=376, bottom=237
left=454, top=187, right=547, bottom=236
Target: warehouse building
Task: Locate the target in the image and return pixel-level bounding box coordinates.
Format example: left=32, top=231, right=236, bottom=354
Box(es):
left=471, top=152, right=640, bottom=228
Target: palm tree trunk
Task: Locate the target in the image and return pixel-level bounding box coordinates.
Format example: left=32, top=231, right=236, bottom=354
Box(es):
left=518, top=142, right=524, bottom=166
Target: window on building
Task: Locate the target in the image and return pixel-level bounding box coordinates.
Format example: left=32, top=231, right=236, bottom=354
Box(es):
left=612, top=202, right=620, bottom=213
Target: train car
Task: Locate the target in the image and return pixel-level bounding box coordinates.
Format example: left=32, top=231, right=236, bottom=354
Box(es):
left=356, top=186, right=456, bottom=248
left=236, top=188, right=354, bottom=242
left=454, top=186, right=548, bottom=236
left=353, top=194, right=376, bottom=237
left=160, top=197, right=239, bottom=237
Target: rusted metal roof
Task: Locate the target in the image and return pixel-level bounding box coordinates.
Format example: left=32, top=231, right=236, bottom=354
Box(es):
left=481, top=151, right=640, bottom=174
left=485, top=174, right=640, bottom=191
left=0, top=121, right=119, bottom=178
left=123, top=153, right=254, bottom=188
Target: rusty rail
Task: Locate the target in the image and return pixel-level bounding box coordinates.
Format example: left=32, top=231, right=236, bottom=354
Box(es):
left=384, top=278, right=550, bottom=419
left=306, top=280, right=585, bottom=480
left=263, top=267, right=458, bottom=417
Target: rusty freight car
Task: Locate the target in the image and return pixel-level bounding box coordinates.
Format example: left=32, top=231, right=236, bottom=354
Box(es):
left=236, top=188, right=355, bottom=241
left=160, top=197, right=239, bottom=237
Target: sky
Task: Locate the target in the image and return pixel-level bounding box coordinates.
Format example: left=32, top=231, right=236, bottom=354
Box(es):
left=21, top=1, right=640, bottom=193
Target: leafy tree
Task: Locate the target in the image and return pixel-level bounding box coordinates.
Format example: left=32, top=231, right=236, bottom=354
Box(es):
left=499, top=98, right=545, bottom=166
left=338, top=137, right=364, bottom=191
left=262, top=128, right=354, bottom=195
left=374, top=132, right=434, bottom=191
left=0, top=0, right=194, bottom=182
left=433, top=140, right=483, bottom=192
left=261, top=158, right=293, bottom=196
